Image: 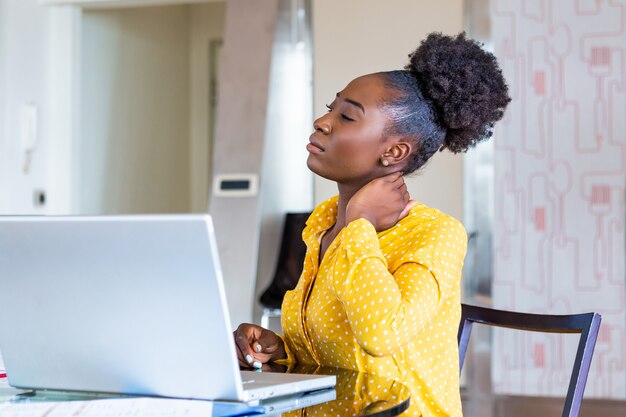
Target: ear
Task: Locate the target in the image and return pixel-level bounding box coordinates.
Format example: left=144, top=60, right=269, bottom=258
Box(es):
left=381, top=138, right=413, bottom=166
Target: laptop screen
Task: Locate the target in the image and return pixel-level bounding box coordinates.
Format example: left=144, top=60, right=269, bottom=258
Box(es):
left=0, top=215, right=243, bottom=400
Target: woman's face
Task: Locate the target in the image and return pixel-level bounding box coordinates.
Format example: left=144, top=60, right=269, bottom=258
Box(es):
left=306, top=74, right=396, bottom=185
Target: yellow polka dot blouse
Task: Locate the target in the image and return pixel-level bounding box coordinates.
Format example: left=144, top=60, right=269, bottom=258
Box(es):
left=279, top=196, right=467, bottom=417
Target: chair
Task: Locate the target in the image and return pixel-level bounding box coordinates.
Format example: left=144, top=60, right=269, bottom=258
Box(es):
left=457, top=303, right=601, bottom=417
left=259, top=212, right=310, bottom=328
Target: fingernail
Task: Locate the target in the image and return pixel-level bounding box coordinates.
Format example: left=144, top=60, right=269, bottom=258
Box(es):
left=252, top=361, right=262, bottom=369
left=245, top=354, right=253, bottom=363
left=255, top=344, right=262, bottom=352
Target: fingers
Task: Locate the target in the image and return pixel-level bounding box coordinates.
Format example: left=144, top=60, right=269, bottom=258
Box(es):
left=233, top=329, right=255, bottom=368
left=255, top=330, right=286, bottom=363
left=233, top=324, right=263, bottom=369
left=233, top=325, right=279, bottom=367
left=397, top=181, right=407, bottom=195
left=256, top=331, right=276, bottom=353
left=389, top=176, right=408, bottom=202
left=398, top=199, right=417, bottom=219
left=352, top=172, right=412, bottom=231
left=387, top=173, right=407, bottom=191
left=384, top=175, right=412, bottom=220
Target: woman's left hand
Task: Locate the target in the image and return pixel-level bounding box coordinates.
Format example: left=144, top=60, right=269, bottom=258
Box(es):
left=233, top=323, right=287, bottom=369
left=346, top=173, right=415, bottom=231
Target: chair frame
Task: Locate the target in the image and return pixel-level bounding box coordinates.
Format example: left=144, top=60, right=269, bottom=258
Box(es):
left=458, top=304, right=601, bottom=417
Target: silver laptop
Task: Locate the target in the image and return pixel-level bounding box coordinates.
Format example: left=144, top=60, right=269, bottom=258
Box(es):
left=0, top=214, right=334, bottom=402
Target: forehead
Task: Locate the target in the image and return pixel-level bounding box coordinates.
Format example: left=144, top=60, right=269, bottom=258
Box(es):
left=339, top=74, right=389, bottom=106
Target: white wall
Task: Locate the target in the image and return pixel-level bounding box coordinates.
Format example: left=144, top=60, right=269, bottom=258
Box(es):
left=79, top=5, right=191, bottom=214
left=0, top=0, right=226, bottom=216
left=189, top=1, right=226, bottom=212
left=0, top=0, right=51, bottom=215
left=311, top=0, right=465, bottom=221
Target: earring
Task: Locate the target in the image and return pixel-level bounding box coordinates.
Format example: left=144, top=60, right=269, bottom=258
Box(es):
left=381, top=159, right=390, bottom=167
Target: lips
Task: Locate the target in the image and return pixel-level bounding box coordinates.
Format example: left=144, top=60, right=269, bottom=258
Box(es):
left=307, top=137, right=325, bottom=152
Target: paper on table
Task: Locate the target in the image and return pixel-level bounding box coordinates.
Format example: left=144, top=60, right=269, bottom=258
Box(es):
left=0, top=397, right=213, bottom=417
left=0, top=380, right=32, bottom=401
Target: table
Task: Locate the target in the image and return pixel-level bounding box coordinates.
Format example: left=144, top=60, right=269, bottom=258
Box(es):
left=0, top=365, right=410, bottom=417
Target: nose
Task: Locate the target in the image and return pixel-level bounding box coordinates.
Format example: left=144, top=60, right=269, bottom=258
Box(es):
left=313, top=113, right=331, bottom=134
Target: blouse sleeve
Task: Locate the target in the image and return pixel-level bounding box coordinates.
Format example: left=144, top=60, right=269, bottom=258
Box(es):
left=273, top=333, right=297, bottom=365
left=331, top=218, right=458, bottom=357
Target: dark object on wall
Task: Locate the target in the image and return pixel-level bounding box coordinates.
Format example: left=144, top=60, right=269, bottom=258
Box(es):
left=260, top=212, right=310, bottom=309
left=458, top=303, right=601, bottom=417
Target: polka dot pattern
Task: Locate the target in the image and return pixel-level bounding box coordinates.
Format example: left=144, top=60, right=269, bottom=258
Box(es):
left=279, top=196, right=467, bottom=417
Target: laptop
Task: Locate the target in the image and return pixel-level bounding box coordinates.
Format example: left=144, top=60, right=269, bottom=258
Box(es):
left=0, top=214, right=335, bottom=402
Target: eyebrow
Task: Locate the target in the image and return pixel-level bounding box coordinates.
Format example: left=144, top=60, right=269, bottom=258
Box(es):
left=336, top=92, right=365, bottom=114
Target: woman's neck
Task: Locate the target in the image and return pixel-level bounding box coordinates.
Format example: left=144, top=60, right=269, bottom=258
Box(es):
left=319, top=180, right=370, bottom=262
left=334, top=182, right=362, bottom=231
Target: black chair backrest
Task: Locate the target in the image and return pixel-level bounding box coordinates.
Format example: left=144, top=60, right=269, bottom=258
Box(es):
left=458, top=304, right=601, bottom=417
left=259, top=212, right=310, bottom=309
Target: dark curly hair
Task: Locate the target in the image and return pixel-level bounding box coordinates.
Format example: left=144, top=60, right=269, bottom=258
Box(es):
left=379, top=32, right=510, bottom=174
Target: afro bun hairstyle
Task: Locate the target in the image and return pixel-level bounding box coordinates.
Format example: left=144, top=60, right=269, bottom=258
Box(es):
left=407, top=32, right=511, bottom=154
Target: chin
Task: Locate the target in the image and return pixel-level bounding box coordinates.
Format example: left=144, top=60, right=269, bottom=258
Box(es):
left=306, top=155, right=322, bottom=175
left=306, top=158, right=335, bottom=182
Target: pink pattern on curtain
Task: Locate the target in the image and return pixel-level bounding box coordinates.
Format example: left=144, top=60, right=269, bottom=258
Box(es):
left=492, top=0, right=626, bottom=399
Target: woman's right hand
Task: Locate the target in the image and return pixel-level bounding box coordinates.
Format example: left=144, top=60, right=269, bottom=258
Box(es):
left=346, top=172, right=415, bottom=231
left=233, top=323, right=287, bottom=369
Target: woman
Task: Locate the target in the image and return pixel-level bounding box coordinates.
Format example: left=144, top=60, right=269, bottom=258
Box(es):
left=234, top=32, right=510, bottom=417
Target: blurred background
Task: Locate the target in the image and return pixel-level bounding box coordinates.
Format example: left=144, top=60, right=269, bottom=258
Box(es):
left=0, top=0, right=624, bottom=415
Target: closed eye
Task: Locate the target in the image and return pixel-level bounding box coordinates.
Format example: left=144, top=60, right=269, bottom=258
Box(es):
left=326, top=103, right=355, bottom=122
